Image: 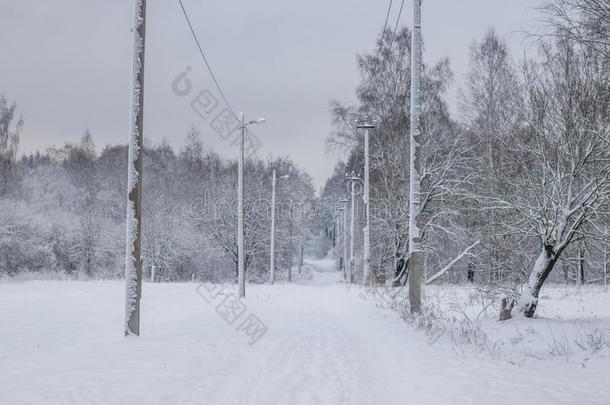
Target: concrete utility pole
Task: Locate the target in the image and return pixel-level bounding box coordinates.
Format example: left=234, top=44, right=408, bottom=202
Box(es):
left=238, top=113, right=246, bottom=298
left=332, top=218, right=336, bottom=248
left=269, top=169, right=277, bottom=284
left=335, top=211, right=341, bottom=267
left=408, top=0, right=423, bottom=313
left=338, top=198, right=349, bottom=280
left=345, top=172, right=362, bottom=283
left=357, top=120, right=377, bottom=286
left=333, top=215, right=338, bottom=258
left=350, top=181, right=356, bottom=284
left=124, top=0, right=146, bottom=337
left=297, top=202, right=303, bottom=274
left=269, top=171, right=288, bottom=284
left=237, top=114, right=266, bottom=297
left=288, top=204, right=293, bottom=282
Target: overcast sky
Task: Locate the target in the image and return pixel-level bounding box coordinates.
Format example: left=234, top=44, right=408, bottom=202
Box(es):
left=1, top=0, right=539, bottom=190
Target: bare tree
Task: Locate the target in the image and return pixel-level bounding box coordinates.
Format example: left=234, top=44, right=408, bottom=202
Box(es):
left=496, top=39, right=610, bottom=317
left=326, top=27, right=476, bottom=284
left=0, top=96, right=23, bottom=196
left=460, top=28, right=522, bottom=283
left=540, top=0, right=610, bottom=57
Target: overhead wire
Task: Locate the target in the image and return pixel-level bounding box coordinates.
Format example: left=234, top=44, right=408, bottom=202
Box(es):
left=391, top=0, right=406, bottom=44
left=363, top=0, right=395, bottom=100
left=177, top=0, right=261, bottom=158
left=177, top=0, right=238, bottom=119
left=361, top=0, right=405, bottom=122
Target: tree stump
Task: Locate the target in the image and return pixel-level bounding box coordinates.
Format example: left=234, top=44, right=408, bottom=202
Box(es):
left=499, top=296, right=515, bottom=321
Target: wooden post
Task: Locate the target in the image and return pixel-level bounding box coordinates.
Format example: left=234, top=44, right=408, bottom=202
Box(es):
left=125, top=0, right=146, bottom=336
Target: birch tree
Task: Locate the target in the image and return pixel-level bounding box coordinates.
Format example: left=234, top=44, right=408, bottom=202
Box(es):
left=460, top=28, right=522, bottom=283
left=497, top=39, right=610, bottom=317
left=541, top=0, right=610, bottom=57
left=0, top=96, right=22, bottom=196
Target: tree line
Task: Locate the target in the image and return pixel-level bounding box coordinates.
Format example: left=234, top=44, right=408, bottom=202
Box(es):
left=0, top=121, right=317, bottom=282
left=320, top=0, right=610, bottom=317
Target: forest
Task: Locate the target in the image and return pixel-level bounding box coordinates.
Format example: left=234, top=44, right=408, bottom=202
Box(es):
left=320, top=2, right=610, bottom=318
left=0, top=124, right=317, bottom=283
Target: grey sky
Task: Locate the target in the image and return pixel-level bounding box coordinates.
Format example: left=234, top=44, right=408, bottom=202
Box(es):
left=1, top=0, right=538, bottom=190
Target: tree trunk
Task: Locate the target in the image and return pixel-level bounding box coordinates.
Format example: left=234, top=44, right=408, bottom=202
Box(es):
left=522, top=246, right=558, bottom=318
left=578, top=239, right=585, bottom=286
left=604, top=226, right=608, bottom=286
left=604, top=241, right=608, bottom=286
left=499, top=296, right=515, bottom=321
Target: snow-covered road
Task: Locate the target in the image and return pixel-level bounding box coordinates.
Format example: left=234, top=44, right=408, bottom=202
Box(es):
left=1, top=259, right=608, bottom=404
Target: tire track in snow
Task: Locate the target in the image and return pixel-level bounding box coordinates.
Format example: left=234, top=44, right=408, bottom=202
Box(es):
left=243, top=290, right=373, bottom=404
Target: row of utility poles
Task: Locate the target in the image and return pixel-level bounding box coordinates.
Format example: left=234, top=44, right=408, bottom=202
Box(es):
left=334, top=0, right=423, bottom=313
left=230, top=113, right=312, bottom=299
left=123, top=0, right=423, bottom=335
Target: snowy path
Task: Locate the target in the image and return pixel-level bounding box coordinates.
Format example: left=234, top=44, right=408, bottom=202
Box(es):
left=1, top=260, right=608, bottom=404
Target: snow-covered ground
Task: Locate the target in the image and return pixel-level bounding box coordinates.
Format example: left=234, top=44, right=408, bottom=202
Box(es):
left=366, top=281, right=610, bottom=365
left=412, top=284, right=609, bottom=362
left=1, top=259, right=609, bottom=405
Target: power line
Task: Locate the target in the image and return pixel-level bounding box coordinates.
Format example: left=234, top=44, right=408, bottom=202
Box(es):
left=177, top=0, right=237, bottom=118
left=391, top=0, right=406, bottom=43
left=363, top=0, right=395, bottom=100
left=377, top=0, right=394, bottom=56
left=177, top=0, right=261, bottom=159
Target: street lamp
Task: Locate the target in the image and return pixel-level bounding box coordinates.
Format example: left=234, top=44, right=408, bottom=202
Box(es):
left=269, top=170, right=289, bottom=284
left=238, top=112, right=265, bottom=298
left=357, top=118, right=377, bottom=286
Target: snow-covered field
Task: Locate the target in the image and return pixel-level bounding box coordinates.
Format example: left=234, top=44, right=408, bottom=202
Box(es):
left=1, top=260, right=609, bottom=405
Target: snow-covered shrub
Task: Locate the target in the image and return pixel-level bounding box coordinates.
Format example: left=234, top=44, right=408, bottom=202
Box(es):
left=367, top=284, right=610, bottom=363
left=0, top=200, right=55, bottom=275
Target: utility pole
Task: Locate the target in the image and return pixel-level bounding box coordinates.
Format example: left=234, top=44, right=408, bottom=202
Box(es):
left=124, top=0, right=146, bottom=337
left=357, top=119, right=377, bottom=286
left=339, top=197, right=349, bottom=281
left=288, top=204, right=293, bottom=282
left=345, top=172, right=362, bottom=283
left=297, top=202, right=303, bottom=274
left=343, top=203, right=348, bottom=280
left=269, top=168, right=277, bottom=284
left=333, top=212, right=341, bottom=258
left=238, top=113, right=246, bottom=298
left=332, top=218, right=336, bottom=248
left=350, top=181, right=356, bottom=284
left=237, top=114, right=265, bottom=298
left=408, top=0, right=423, bottom=313
left=335, top=210, right=341, bottom=269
